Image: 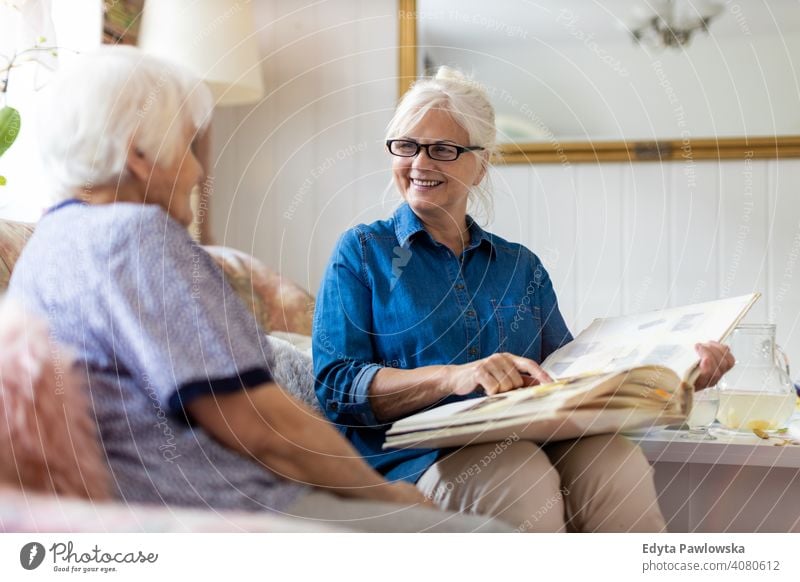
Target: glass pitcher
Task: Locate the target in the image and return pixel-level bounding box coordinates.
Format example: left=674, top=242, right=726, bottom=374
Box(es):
left=716, top=324, right=796, bottom=434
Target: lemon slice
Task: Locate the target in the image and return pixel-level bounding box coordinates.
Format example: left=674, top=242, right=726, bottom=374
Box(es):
left=747, top=419, right=772, bottom=431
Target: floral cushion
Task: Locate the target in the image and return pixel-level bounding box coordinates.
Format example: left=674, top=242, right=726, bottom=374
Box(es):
left=203, top=245, right=315, bottom=335
left=0, top=218, right=35, bottom=292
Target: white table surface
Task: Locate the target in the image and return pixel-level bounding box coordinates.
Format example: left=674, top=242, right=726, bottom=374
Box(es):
left=626, top=414, right=800, bottom=532
left=628, top=416, right=800, bottom=469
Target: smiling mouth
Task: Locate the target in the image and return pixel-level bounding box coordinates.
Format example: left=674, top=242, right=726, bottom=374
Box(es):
left=410, top=178, right=443, bottom=188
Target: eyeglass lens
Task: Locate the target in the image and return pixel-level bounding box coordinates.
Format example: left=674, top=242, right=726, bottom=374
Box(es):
left=390, top=140, right=459, bottom=161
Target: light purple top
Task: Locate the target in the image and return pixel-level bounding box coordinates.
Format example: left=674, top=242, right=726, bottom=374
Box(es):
left=8, top=201, right=307, bottom=512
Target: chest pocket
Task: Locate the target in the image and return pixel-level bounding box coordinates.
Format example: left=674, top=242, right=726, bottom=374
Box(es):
left=492, top=301, right=542, bottom=361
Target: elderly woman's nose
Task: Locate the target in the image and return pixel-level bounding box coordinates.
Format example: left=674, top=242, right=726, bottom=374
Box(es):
left=411, top=148, right=436, bottom=168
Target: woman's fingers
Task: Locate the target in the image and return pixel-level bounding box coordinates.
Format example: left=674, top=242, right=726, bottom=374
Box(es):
left=466, top=354, right=553, bottom=396
left=699, top=342, right=732, bottom=373
left=695, top=346, right=717, bottom=387
left=725, top=348, right=736, bottom=369
left=475, top=367, right=502, bottom=395
left=507, top=354, right=553, bottom=384
left=480, top=354, right=526, bottom=394
left=479, top=355, right=523, bottom=394
left=694, top=341, right=734, bottom=388
left=495, top=354, right=526, bottom=390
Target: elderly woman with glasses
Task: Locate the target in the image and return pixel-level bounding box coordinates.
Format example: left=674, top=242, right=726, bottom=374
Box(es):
left=313, top=67, right=734, bottom=532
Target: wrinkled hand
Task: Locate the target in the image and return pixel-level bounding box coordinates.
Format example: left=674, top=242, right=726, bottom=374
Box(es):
left=446, top=352, right=552, bottom=396
left=694, top=340, right=735, bottom=389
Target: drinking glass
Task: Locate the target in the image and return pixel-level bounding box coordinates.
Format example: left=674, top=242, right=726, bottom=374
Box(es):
left=681, top=386, right=720, bottom=440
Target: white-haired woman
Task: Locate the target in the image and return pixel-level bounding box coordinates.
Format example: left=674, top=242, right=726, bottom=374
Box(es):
left=6, top=47, right=508, bottom=532
left=313, top=67, right=734, bottom=532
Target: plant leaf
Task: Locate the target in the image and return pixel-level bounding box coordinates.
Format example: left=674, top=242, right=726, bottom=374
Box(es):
left=0, top=106, right=22, bottom=159
left=0, top=175, right=6, bottom=186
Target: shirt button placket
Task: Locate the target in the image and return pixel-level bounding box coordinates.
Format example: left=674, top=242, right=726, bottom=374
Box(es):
left=448, top=254, right=479, bottom=362
left=464, top=303, right=479, bottom=361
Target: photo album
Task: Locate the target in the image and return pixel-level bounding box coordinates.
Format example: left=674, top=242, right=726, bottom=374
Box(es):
left=385, top=293, right=760, bottom=448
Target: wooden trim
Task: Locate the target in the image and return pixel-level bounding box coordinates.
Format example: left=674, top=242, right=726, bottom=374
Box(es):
left=398, top=2, right=800, bottom=164
left=496, top=137, right=800, bottom=164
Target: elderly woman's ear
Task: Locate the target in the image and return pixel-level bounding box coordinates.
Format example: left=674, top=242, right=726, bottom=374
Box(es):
left=473, top=153, right=489, bottom=186
left=123, top=146, right=175, bottom=207
left=125, top=146, right=153, bottom=184
left=191, top=126, right=212, bottom=173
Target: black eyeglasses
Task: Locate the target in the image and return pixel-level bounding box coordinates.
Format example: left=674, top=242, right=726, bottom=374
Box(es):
left=386, top=139, right=484, bottom=162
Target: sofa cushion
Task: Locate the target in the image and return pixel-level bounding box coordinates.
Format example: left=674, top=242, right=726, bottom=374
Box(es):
left=204, top=245, right=315, bottom=335
left=0, top=218, right=316, bottom=335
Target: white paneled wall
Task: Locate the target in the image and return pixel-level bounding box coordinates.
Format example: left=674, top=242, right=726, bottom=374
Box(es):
left=211, top=0, right=800, bottom=367
left=212, top=0, right=399, bottom=291
left=489, top=160, right=800, bottom=364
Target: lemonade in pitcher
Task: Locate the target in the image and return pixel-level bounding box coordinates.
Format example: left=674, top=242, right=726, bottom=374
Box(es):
left=717, top=391, right=796, bottom=431
left=716, top=324, right=796, bottom=433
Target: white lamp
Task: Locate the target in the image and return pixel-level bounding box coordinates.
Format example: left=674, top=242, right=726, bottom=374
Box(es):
left=137, top=0, right=264, bottom=106
left=137, top=1, right=264, bottom=243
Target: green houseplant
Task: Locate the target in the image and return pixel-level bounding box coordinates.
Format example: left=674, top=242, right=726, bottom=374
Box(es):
left=0, top=38, right=57, bottom=186
left=0, top=106, right=20, bottom=186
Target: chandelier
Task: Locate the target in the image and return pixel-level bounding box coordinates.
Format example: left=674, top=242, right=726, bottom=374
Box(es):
left=630, top=0, right=724, bottom=49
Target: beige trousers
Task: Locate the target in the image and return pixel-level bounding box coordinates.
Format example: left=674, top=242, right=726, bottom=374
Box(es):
left=417, top=434, right=666, bottom=532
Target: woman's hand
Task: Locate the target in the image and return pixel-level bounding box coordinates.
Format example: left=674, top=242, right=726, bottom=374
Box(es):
left=445, top=352, right=552, bottom=396
left=694, top=340, right=735, bottom=389
left=369, top=354, right=552, bottom=422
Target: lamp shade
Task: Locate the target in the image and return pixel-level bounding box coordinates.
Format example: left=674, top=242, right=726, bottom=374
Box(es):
left=137, top=0, right=264, bottom=106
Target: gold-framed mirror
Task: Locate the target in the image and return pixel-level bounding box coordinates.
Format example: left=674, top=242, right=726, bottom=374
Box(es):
left=398, top=0, right=800, bottom=164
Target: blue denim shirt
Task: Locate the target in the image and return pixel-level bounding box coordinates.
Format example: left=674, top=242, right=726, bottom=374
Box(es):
left=313, top=203, right=573, bottom=483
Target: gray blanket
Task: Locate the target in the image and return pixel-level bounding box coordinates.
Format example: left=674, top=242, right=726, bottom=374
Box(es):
left=265, top=336, right=321, bottom=412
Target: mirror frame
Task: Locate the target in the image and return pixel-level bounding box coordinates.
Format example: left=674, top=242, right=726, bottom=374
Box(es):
left=398, top=0, right=800, bottom=164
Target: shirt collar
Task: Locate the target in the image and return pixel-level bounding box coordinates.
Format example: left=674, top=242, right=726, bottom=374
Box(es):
left=393, top=202, right=496, bottom=254
left=46, top=198, right=87, bottom=214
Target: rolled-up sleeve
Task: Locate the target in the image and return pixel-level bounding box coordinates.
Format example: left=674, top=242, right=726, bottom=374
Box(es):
left=532, top=253, right=573, bottom=358
left=313, top=228, right=384, bottom=428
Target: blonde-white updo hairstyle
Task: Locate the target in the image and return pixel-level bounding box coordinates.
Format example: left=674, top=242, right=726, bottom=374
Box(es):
left=386, top=66, right=498, bottom=221
left=37, top=45, right=213, bottom=200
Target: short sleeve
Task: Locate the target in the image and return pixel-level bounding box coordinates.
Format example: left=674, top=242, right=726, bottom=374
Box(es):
left=100, top=206, right=272, bottom=415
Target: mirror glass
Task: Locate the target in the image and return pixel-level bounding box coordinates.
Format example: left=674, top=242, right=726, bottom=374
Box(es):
left=415, top=0, right=800, bottom=145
